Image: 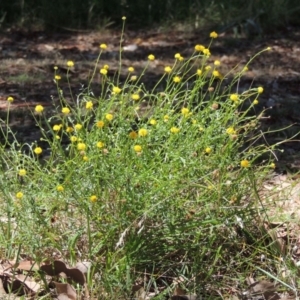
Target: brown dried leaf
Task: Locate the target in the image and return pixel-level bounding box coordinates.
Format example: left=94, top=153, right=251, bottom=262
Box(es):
left=75, top=261, right=92, bottom=274
left=53, top=282, right=77, bottom=300
left=40, top=260, right=85, bottom=285
left=16, top=260, right=39, bottom=271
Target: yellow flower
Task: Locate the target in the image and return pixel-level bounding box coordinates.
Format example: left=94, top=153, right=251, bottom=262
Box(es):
left=83, top=156, right=89, bottom=161
left=16, top=192, right=23, bottom=199
left=240, top=160, right=250, bottom=168
left=7, top=96, right=14, bottom=102
left=122, top=16, right=126, bottom=20
left=270, top=163, right=276, bottom=169
left=77, top=143, right=86, bottom=151
left=214, top=60, right=221, bottom=66
left=202, top=48, right=211, bottom=56
left=212, top=70, right=223, bottom=79
left=174, top=53, right=184, bottom=60
left=164, top=115, right=169, bottom=122
left=67, top=61, right=74, bottom=67
left=75, top=124, right=83, bottom=130
left=66, top=126, right=74, bottom=133
left=242, top=66, right=248, bottom=72
left=267, top=47, right=271, bottom=51
left=100, top=68, right=108, bottom=75
left=134, top=145, right=142, bottom=152
left=100, top=43, right=107, bottom=50
left=105, top=113, right=113, bottom=121
left=210, top=31, right=218, bottom=38
left=131, top=94, right=140, bottom=101
left=97, top=141, right=105, bottom=148
left=53, top=66, right=58, bottom=70
left=173, top=76, right=181, bottom=83
left=35, top=105, right=44, bottom=113
left=164, top=66, right=172, bottom=73
left=129, top=131, right=138, bottom=139
left=86, top=101, right=93, bottom=110
left=55, top=135, right=60, bottom=140
left=18, top=169, right=26, bottom=176
left=257, top=87, right=264, bottom=94
left=205, top=147, right=212, bottom=154
left=138, top=128, right=148, bottom=137
left=205, top=65, right=211, bottom=71
left=96, top=121, right=105, bottom=128
left=128, top=66, right=134, bottom=72
left=195, top=44, right=205, bottom=52
left=113, top=86, right=122, bottom=94
left=90, top=195, right=97, bottom=202
left=34, top=147, right=42, bottom=155
left=148, top=54, right=155, bottom=61
left=56, top=185, right=64, bottom=192
left=230, top=94, right=239, bottom=102
left=226, top=127, right=236, bottom=135
left=181, top=107, right=190, bottom=117
left=170, top=127, right=180, bottom=133
left=197, top=69, right=202, bottom=76
left=149, top=119, right=157, bottom=125
left=53, top=124, right=62, bottom=131
left=62, top=107, right=70, bottom=115
left=54, top=75, right=61, bottom=81
left=253, top=99, right=259, bottom=105
left=130, top=75, right=137, bottom=81
left=70, top=136, right=77, bottom=143
left=103, top=64, right=109, bottom=70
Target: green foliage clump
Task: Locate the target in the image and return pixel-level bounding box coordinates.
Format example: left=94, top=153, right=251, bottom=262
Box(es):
left=0, top=25, right=278, bottom=297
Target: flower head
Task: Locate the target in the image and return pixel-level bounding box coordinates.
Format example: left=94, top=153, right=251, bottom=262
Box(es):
left=16, top=192, right=23, bottom=199
left=202, top=48, right=211, bottom=56
left=129, top=131, right=138, bottom=139
left=53, top=124, right=62, bottom=131
left=100, top=43, right=107, bottom=50
left=122, top=16, right=126, bottom=20
left=105, top=113, right=113, bottom=121
left=34, top=147, right=42, bottom=155
left=130, top=75, right=137, bottom=82
left=55, top=75, right=61, bottom=81
left=97, top=141, right=105, bottom=148
left=35, top=105, right=44, bottom=113
left=148, top=54, right=155, bottom=61
left=170, top=127, right=180, bottom=134
left=70, top=136, right=77, bottom=143
left=240, top=160, right=250, bottom=168
left=253, top=99, right=259, bottom=105
left=100, top=68, right=108, bottom=75
left=205, top=147, right=212, bottom=154
left=230, top=94, right=239, bottom=102
left=173, top=76, right=181, bottom=83
left=56, top=185, right=64, bottom=192
left=134, top=145, right=142, bottom=152
left=90, top=195, right=97, bottom=202
left=7, top=96, right=14, bottom=102
left=96, top=121, right=105, bottom=128
left=128, top=66, right=134, bottom=72
left=103, top=64, right=109, bottom=70
left=164, top=66, right=172, bottom=73
left=67, top=61, right=74, bottom=67
left=149, top=119, right=157, bottom=125
left=181, top=107, right=190, bottom=117
left=86, top=101, right=93, bottom=110
left=75, top=124, right=83, bottom=130
left=131, top=94, right=140, bottom=101
left=257, top=87, right=264, bottom=94
left=18, top=169, right=26, bottom=176
left=195, top=44, right=205, bottom=52
left=197, top=69, right=202, bottom=76
left=77, top=143, right=86, bottom=151
left=112, top=86, right=122, bottom=94
left=214, top=60, right=221, bottom=66
left=138, top=128, right=148, bottom=137
left=210, top=31, right=218, bottom=38
left=226, top=127, right=236, bottom=135
left=62, top=107, right=70, bottom=115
